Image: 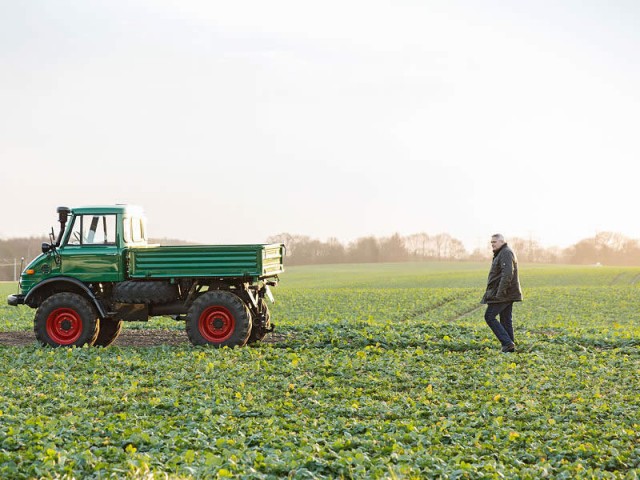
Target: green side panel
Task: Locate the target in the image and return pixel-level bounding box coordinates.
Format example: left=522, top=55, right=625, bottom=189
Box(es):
left=18, top=253, right=49, bottom=295
left=59, top=245, right=123, bottom=282
left=18, top=245, right=124, bottom=295
left=128, top=244, right=284, bottom=279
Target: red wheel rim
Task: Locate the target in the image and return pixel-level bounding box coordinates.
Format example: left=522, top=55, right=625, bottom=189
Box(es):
left=46, top=308, right=83, bottom=345
left=199, top=306, right=235, bottom=343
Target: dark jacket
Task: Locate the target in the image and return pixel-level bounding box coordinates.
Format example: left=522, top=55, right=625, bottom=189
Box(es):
left=482, top=244, right=523, bottom=304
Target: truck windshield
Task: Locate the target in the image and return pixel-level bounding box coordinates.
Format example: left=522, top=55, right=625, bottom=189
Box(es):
left=67, top=215, right=117, bottom=245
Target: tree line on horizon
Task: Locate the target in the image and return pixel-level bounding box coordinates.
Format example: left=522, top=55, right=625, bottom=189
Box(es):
left=1, top=231, right=639, bottom=280
left=265, top=231, right=640, bottom=267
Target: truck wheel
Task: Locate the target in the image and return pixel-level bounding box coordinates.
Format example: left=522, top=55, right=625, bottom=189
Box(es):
left=112, top=281, right=178, bottom=304
left=34, top=293, right=100, bottom=347
left=247, top=298, right=271, bottom=344
left=186, top=290, right=252, bottom=347
left=94, top=318, right=123, bottom=347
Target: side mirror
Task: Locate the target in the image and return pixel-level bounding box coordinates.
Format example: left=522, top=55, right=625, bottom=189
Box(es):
left=42, top=243, right=52, bottom=254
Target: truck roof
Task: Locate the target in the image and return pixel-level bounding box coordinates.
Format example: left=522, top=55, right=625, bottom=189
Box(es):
left=70, top=205, right=145, bottom=216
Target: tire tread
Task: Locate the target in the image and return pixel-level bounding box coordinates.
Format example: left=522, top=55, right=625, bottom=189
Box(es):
left=185, top=290, right=252, bottom=347
left=34, top=292, right=100, bottom=347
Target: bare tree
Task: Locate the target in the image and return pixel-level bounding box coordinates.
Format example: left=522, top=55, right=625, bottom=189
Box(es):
left=379, top=234, right=408, bottom=262
left=448, top=238, right=467, bottom=260
left=404, top=233, right=431, bottom=259
left=348, top=236, right=380, bottom=263
left=323, top=237, right=346, bottom=264
left=433, top=233, right=454, bottom=260
left=266, top=233, right=310, bottom=259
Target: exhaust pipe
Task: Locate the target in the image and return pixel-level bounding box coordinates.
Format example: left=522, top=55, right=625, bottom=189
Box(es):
left=56, top=207, right=71, bottom=247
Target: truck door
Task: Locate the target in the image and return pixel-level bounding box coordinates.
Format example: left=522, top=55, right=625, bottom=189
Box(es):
left=59, top=214, right=123, bottom=282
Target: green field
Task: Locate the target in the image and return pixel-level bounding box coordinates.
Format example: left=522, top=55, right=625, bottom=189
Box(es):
left=1, top=263, right=639, bottom=479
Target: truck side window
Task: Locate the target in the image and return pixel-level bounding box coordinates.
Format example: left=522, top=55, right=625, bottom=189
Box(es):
left=68, top=217, right=82, bottom=245
left=123, top=217, right=132, bottom=244
left=132, top=217, right=144, bottom=243
left=67, top=215, right=117, bottom=245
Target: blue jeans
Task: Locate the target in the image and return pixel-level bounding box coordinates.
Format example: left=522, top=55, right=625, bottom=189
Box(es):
left=484, top=302, right=515, bottom=347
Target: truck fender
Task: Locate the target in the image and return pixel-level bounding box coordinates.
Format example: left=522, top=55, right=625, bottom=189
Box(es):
left=24, top=277, right=109, bottom=319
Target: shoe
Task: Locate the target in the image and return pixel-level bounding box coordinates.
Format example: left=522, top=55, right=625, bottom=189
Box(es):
left=501, top=343, right=516, bottom=353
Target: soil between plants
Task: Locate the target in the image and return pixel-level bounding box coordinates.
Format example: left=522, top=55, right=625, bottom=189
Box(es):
left=0, top=330, right=286, bottom=347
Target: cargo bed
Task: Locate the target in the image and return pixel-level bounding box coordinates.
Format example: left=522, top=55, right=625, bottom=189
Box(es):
left=127, top=243, right=285, bottom=280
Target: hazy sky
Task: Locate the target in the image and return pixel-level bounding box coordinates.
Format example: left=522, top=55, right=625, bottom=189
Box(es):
left=2, top=1, right=639, bottom=252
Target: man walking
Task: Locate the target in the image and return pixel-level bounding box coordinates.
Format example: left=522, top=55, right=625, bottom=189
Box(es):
left=482, top=234, right=522, bottom=353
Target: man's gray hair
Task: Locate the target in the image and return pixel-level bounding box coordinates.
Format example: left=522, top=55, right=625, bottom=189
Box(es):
left=492, top=233, right=505, bottom=242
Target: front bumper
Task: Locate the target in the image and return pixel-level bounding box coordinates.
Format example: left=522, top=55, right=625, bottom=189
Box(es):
left=7, top=294, right=25, bottom=306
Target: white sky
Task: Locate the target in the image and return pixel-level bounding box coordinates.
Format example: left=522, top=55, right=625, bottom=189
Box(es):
left=1, top=0, right=639, bottom=252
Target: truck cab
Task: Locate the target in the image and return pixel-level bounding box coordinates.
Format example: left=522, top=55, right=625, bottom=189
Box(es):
left=16, top=205, right=147, bottom=296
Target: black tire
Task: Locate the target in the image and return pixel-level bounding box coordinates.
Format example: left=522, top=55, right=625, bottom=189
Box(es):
left=34, top=292, right=100, bottom=347
left=247, top=298, right=271, bottom=344
left=94, top=318, right=123, bottom=347
left=112, top=281, right=178, bottom=304
left=185, top=290, right=252, bottom=347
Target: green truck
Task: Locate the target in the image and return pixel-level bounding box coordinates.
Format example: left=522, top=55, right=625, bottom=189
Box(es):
left=7, top=205, right=285, bottom=348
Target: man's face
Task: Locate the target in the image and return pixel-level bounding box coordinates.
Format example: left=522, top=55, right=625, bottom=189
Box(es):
left=491, top=237, right=505, bottom=252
